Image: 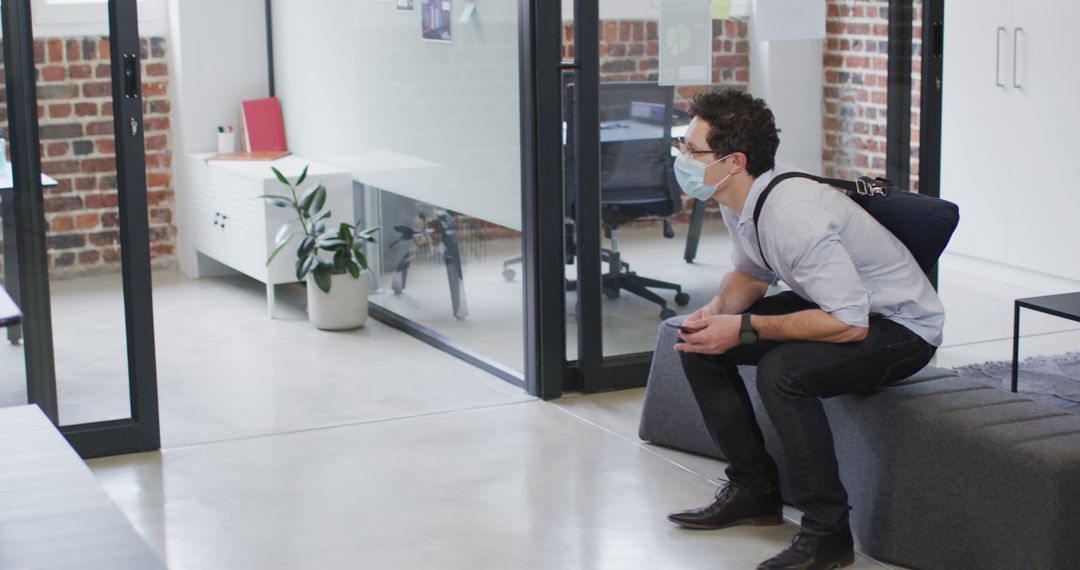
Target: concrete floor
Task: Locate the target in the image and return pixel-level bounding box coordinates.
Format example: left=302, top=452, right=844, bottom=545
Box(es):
left=4, top=226, right=1080, bottom=568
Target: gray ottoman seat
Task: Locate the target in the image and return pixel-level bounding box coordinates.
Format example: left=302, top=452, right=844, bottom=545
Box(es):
left=639, top=316, right=1080, bottom=570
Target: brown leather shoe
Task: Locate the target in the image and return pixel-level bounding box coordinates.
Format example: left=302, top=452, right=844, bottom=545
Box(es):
left=757, top=525, right=855, bottom=570
left=667, top=482, right=783, bottom=530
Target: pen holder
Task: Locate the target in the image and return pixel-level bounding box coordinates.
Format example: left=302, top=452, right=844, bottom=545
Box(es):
left=216, top=132, right=236, bottom=154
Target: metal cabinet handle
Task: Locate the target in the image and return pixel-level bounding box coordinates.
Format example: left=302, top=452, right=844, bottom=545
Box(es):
left=996, top=27, right=1006, bottom=88
left=1013, top=27, right=1023, bottom=89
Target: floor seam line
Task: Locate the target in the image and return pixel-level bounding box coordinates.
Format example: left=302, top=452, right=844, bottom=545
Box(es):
left=938, top=326, right=1080, bottom=349
left=157, top=398, right=539, bottom=452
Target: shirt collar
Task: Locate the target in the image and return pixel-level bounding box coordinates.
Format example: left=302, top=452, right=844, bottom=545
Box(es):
left=737, top=167, right=778, bottom=227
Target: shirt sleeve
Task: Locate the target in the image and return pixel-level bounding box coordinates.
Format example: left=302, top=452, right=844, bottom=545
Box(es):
left=767, top=202, right=870, bottom=328
left=731, top=244, right=775, bottom=283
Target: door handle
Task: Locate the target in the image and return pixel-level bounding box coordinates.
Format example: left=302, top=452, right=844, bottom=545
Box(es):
left=123, top=53, right=141, bottom=99
left=996, top=27, right=1006, bottom=88
left=1013, top=27, right=1023, bottom=89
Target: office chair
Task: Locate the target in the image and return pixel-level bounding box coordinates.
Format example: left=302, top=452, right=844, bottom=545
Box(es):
left=502, top=80, right=689, bottom=320
left=592, top=82, right=688, bottom=319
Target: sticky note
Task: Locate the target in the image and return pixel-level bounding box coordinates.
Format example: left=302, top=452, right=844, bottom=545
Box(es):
left=712, top=0, right=731, bottom=20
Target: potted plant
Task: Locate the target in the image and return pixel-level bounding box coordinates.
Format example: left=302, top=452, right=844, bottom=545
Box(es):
left=262, top=165, right=378, bottom=330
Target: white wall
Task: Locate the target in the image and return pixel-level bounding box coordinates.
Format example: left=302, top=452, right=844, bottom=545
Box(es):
left=272, top=0, right=522, bottom=230
left=169, top=0, right=270, bottom=276
left=23, top=0, right=169, bottom=37
left=749, top=35, right=823, bottom=173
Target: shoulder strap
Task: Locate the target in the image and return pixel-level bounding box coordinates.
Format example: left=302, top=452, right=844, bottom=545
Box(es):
left=751, top=172, right=855, bottom=272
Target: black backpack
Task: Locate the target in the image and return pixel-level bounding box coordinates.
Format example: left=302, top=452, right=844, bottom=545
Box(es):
left=753, top=172, right=960, bottom=276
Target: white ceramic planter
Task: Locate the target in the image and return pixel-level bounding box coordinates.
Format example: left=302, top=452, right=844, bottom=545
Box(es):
left=307, top=270, right=369, bottom=330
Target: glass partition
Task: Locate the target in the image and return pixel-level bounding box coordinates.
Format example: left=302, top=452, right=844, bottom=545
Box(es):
left=271, top=0, right=526, bottom=378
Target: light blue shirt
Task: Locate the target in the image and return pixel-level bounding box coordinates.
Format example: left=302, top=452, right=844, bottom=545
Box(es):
left=720, top=165, right=946, bottom=347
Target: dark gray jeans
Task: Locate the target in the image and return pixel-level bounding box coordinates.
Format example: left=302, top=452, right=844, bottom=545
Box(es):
left=678, top=292, right=935, bottom=535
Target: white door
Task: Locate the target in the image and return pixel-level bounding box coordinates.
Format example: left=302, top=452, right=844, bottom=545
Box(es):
left=1005, top=2, right=1080, bottom=280
left=940, top=0, right=1013, bottom=262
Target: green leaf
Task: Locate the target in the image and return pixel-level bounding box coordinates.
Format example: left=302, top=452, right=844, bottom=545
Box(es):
left=275, top=222, right=295, bottom=246
left=333, top=249, right=348, bottom=273
left=258, top=194, right=293, bottom=208
left=313, top=264, right=332, bottom=293
left=299, top=184, right=319, bottom=216
left=271, top=166, right=291, bottom=188
left=346, top=260, right=360, bottom=279
left=313, top=221, right=326, bottom=236
left=296, top=254, right=316, bottom=281
left=353, top=249, right=368, bottom=270
left=266, top=235, right=293, bottom=265
left=314, top=210, right=332, bottom=222
left=317, top=237, right=348, bottom=250
left=296, top=164, right=309, bottom=187
left=311, top=185, right=327, bottom=215
left=298, top=236, right=316, bottom=257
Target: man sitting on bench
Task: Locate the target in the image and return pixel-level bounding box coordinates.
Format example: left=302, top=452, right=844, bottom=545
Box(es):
left=666, top=89, right=945, bottom=570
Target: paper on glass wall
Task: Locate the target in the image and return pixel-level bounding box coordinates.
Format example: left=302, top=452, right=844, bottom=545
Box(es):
left=752, top=0, right=826, bottom=41
left=659, top=0, right=713, bottom=86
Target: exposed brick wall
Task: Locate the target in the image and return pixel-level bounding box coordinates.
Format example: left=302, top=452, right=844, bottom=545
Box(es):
left=0, top=36, right=174, bottom=281
left=563, top=18, right=751, bottom=111
left=822, top=0, right=922, bottom=192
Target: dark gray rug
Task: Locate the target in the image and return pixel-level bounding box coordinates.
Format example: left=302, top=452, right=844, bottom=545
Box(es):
left=954, top=352, right=1080, bottom=414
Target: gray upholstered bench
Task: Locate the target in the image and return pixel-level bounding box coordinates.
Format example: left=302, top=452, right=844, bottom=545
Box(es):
left=640, top=317, right=1080, bottom=570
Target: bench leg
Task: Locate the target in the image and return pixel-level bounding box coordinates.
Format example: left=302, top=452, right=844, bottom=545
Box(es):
left=1011, top=303, right=1020, bottom=393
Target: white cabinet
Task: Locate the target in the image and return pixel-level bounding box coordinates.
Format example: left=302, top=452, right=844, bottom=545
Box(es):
left=941, top=0, right=1080, bottom=281
left=187, top=155, right=354, bottom=316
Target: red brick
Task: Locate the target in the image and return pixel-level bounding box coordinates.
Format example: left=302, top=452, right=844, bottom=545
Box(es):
left=69, top=64, right=93, bottom=79
left=76, top=176, right=97, bottom=191
left=86, top=121, right=115, bottom=136
left=79, top=250, right=102, bottom=265
left=147, top=190, right=173, bottom=206
left=76, top=213, right=100, bottom=230
left=99, top=38, right=111, bottom=60
left=85, top=194, right=118, bottom=209
left=67, top=39, right=82, bottom=62
left=83, top=81, right=113, bottom=98
left=145, top=63, right=168, bottom=77
left=46, top=142, right=71, bottom=157
left=103, top=248, right=121, bottom=263
left=145, top=135, right=167, bottom=151
left=42, top=66, right=66, bottom=82
left=75, top=102, right=98, bottom=117
left=145, top=117, right=170, bottom=132
left=96, top=139, right=116, bottom=154
left=82, top=157, right=117, bottom=174
left=44, top=196, right=83, bottom=213
left=49, top=104, right=73, bottom=119
left=142, top=81, right=167, bottom=97
left=147, top=171, right=171, bottom=189
left=47, top=39, right=64, bottom=63
left=49, top=215, right=75, bottom=232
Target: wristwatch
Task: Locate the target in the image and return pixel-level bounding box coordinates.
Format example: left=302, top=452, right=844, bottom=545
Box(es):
left=739, top=313, right=759, bottom=345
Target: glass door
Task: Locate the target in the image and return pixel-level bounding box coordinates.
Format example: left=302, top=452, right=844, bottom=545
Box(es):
left=1, top=0, right=159, bottom=456
left=561, top=0, right=921, bottom=392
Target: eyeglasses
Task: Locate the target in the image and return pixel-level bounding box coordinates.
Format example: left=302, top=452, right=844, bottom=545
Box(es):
left=677, top=138, right=717, bottom=158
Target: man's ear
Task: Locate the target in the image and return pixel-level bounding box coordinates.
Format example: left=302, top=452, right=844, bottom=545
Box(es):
left=730, top=152, right=749, bottom=173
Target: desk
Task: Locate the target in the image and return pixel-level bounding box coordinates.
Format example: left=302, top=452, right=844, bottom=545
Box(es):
left=0, top=171, right=58, bottom=344
left=1012, top=292, right=1080, bottom=392
left=0, top=406, right=165, bottom=569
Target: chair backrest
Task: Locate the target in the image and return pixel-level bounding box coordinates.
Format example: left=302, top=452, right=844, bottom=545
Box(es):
left=564, top=81, right=680, bottom=225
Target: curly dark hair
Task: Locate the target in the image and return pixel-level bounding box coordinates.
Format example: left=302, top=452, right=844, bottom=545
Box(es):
left=688, top=88, right=780, bottom=177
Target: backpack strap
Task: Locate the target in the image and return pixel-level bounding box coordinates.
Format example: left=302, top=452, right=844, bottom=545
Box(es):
left=751, top=171, right=856, bottom=272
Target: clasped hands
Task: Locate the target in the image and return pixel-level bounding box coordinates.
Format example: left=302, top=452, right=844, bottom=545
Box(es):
left=674, top=306, right=744, bottom=355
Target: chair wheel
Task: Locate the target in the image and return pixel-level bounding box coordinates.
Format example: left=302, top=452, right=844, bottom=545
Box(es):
left=674, top=292, right=690, bottom=306
left=503, top=268, right=516, bottom=282
left=660, top=307, right=676, bottom=320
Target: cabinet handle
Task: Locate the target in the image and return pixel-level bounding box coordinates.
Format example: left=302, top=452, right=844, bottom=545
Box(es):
left=996, top=27, right=1006, bottom=88
left=1013, top=27, right=1023, bottom=89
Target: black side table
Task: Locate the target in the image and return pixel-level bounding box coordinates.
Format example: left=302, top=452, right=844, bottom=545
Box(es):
left=1012, top=292, right=1080, bottom=392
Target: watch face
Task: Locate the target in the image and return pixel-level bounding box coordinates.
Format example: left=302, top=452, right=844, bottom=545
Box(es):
left=739, top=331, right=757, bottom=345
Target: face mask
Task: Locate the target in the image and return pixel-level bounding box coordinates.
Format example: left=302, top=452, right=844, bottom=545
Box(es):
left=674, top=152, right=735, bottom=201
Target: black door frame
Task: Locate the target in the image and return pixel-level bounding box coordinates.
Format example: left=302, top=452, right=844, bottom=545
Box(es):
left=2, top=0, right=161, bottom=458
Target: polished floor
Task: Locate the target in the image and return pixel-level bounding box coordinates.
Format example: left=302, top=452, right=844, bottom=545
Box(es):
left=5, top=228, right=1080, bottom=568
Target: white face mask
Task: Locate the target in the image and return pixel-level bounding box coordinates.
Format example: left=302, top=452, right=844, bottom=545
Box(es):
left=673, top=152, right=735, bottom=201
